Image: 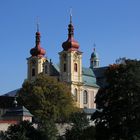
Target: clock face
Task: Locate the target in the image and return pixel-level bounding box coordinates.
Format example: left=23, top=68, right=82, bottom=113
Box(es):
left=74, top=53, right=77, bottom=59
left=74, top=53, right=79, bottom=61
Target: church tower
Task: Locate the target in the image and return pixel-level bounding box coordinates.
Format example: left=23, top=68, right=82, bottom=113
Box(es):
left=59, top=14, right=83, bottom=107
left=27, top=25, right=46, bottom=81
left=90, top=48, right=99, bottom=69
left=59, top=14, right=82, bottom=83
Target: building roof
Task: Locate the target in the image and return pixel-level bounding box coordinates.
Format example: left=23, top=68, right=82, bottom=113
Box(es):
left=50, top=65, right=99, bottom=88
left=3, top=89, right=19, bottom=97
left=82, top=75, right=99, bottom=87
left=3, top=106, right=33, bottom=117
left=0, top=96, right=15, bottom=108
left=91, top=48, right=99, bottom=60
left=82, top=67, right=95, bottom=77
left=93, top=66, right=108, bottom=88
left=94, top=66, right=108, bottom=78
left=82, top=67, right=99, bottom=87
left=50, top=64, right=60, bottom=76
left=62, top=14, right=80, bottom=51
left=83, top=108, right=96, bottom=115
left=30, top=31, right=46, bottom=57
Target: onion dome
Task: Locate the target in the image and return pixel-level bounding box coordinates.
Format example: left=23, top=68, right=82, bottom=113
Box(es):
left=62, top=14, right=79, bottom=51
left=91, top=48, right=98, bottom=59
left=30, top=26, right=46, bottom=57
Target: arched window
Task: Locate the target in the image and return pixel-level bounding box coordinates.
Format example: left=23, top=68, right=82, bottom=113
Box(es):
left=32, top=68, right=35, bottom=77
left=83, top=90, right=88, bottom=104
left=74, top=63, right=77, bottom=72
left=64, top=63, right=66, bottom=72
left=74, top=88, right=78, bottom=102
left=93, top=61, right=97, bottom=66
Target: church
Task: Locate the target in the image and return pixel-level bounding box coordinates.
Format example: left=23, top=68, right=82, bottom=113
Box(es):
left=0, top=14, right=108, bottom=131
left=3, top=14, right=107, bottom=110
left=27, top=14, right=102, bottom=109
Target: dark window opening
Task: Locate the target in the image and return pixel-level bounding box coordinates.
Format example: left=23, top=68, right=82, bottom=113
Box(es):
left=83, top=91, right=88, bottom=104
left=74, top=89, right=78, bottom=102
left=64, top=63, right=66, bottom=72
left=74, top=63, right=77, bottom=72
left=32, top=68, right=35, bottom=77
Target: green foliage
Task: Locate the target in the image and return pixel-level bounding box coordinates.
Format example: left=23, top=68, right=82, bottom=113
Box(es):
left=81, top=126, right=96, bottom=140
left=92, top=60, right=140, bottom=140
left=38, top=119, right=58, bottom=140
left=65, top=126, right=96, bottom=140
left=0, top=131, right=7, bottom=140
left=19, top=74, right=76, bottom=122
left=18, top=74, right=77, bottom=139
left=65, top=111, right=95, bottom=140
left=69, top=111, right=89, bottom=129
left=1, top=121, right=45, bottom=140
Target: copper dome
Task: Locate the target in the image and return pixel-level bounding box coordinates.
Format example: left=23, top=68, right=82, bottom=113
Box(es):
left=30, top=31, right=46, bottom=57
left=62, top=17, right=79, bottom=51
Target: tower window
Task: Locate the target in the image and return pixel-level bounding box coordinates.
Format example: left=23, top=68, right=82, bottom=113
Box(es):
left=32, top=68, right=35, bottom=77
left=94, top=61, right=96, bottom=66
left=64, top=63, right=66, bottom=72
left=83, top=90, right=88, bottom=104
left=74, top=88, right=78, bottom=102
left=63, top=54, right=67, bottom=61
left=74, top=63, right=77, bottom=72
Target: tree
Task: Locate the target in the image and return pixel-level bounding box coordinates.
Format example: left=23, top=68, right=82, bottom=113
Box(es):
left=92, top=60, right=140, bottom=140
left=18, top=74, right=77, bottom=139
left=80, top=126, right=96, bottom=140
left=1, top=121, right=45, bottom=140
left=65, top=126, right=96, bottom=140
left=65, top=111, right=95, bottom=140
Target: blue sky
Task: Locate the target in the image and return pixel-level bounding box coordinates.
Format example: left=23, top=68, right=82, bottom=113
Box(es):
left=0, top=0, right=140, bottom=94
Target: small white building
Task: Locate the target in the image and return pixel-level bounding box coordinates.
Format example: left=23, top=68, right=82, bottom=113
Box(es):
left=0, top=104, right=33, bottom=131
